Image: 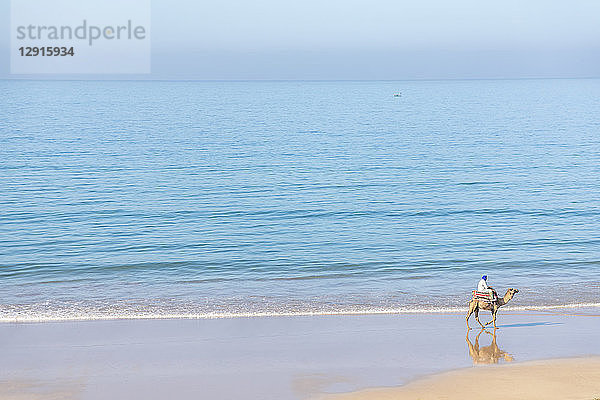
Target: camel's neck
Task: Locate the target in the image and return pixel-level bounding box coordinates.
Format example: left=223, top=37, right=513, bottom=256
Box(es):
left=498, top=291, right=513, bottom=306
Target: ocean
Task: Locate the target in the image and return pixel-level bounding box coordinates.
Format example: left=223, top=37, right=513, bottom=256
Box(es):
left=1, top=78, right=599, bottom=321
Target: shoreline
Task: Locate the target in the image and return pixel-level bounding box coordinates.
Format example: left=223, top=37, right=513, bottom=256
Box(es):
left=1, top=310, right=598, bottom=399
left=1, top=303, right=599, bottom=324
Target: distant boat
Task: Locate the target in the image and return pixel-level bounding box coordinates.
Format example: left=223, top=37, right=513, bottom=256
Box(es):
left=393, top=93, right=402, bottom=97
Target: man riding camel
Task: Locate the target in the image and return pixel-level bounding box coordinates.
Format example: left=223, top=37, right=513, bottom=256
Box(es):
left=478, top=275, right=497, bottom=302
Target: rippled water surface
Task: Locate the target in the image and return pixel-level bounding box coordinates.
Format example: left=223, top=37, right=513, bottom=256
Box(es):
left=1, top=79, right=599, bottom=321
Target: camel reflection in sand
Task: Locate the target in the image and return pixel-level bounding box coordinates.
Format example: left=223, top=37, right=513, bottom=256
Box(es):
left=466, top=328, right=514, bottom=364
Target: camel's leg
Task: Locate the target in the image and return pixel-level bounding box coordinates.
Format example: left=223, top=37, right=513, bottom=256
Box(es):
left=466, top=301, right=476, bottom=329
left=484, top=304, right=496, bottom=326
left=484, top=307, right=498, bottom=328
left=474, top=307, right=485, bottom=328
left=485, top=313, right=493, bottom=326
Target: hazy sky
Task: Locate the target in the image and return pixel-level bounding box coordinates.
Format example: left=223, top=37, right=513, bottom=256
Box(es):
left=2, top=0, right=599, bottom=79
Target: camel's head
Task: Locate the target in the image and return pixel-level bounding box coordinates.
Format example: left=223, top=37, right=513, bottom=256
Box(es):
left=506, top=288, right=519, bottom=299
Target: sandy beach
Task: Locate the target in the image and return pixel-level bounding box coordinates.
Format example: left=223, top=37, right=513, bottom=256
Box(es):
left=1, top=308, right=599, bottom=400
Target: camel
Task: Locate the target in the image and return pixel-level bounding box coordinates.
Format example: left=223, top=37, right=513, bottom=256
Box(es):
left=466, top=288, right=519, bottom=329
left=466, top=327, right=514, bottom=364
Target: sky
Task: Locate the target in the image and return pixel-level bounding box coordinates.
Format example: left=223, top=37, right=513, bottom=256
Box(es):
left=1, top=0, right=599, bottom=79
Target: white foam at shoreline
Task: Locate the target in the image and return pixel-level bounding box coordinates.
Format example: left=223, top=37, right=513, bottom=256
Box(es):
left=1, top=302, right=599, bottom=323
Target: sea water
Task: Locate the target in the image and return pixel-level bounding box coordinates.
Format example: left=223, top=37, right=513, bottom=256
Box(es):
left=1, top=79, right=599, bottom=321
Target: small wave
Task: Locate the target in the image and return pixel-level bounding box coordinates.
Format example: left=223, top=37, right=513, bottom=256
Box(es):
left=511, top=303, right=600, bottom=311
left=2, top=303, right=599, bottom=323
left=456, top=181, right=502, bottom=186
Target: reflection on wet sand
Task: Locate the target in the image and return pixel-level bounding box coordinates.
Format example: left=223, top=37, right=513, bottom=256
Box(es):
left=466, top=328, right=514, bottom=364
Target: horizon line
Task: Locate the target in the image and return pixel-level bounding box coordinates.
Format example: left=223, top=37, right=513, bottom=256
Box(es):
left=2, top=76, right=599, bottom=83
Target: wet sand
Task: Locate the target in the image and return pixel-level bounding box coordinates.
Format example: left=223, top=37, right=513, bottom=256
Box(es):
left=0, top=309, right=599, bottom=399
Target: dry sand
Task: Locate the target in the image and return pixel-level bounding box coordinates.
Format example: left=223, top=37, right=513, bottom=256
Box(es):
left=317, top=357, right=600, bottom=400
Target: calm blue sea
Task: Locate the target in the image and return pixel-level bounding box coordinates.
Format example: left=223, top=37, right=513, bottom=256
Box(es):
left=1, top=79, right=599, bottom=321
